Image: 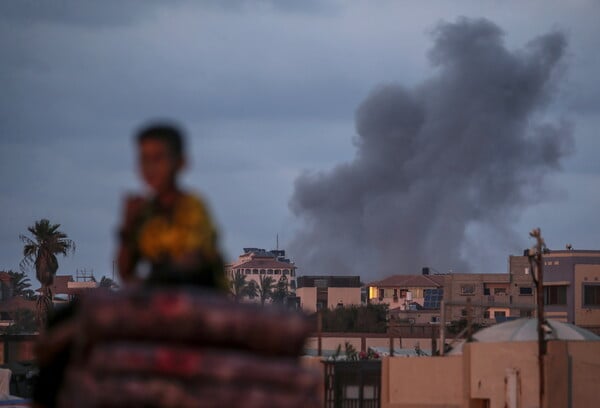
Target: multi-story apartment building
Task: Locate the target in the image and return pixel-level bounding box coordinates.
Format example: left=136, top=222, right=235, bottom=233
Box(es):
left=296, top=276, right=361, bottom=313
left=510, top=249, right=600, bottom=327
left=225, top=248, right=297, bottom=293
left=443, top=266, right=536, bottom=325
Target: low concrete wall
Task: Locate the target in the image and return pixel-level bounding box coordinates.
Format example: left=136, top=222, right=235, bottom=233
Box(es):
left=379, top=340, right=600, bottom=408
left=382, top=355, right=464, bottom=408
left=565, top=341, right=600, bottom=408
left=306, top=335, right=440, bottom=354
left=466, top=342, right=539, bottom=408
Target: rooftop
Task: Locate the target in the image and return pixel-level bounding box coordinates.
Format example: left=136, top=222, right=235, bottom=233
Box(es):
left=297, top=276, right=361, bottom=288
left=368, top=274, right=445, bottom=288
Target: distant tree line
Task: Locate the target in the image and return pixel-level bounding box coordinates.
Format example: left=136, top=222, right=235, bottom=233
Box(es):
left=320, top=304, right=389, bottom=333
left=228, top=270, right=291, bottom=306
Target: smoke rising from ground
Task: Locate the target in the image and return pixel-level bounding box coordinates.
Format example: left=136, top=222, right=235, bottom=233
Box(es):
left=290, top=17, right=573, bottom=280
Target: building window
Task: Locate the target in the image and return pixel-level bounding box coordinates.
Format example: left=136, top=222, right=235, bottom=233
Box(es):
left=274, top=269, right=280, bottom=275
left=267, top=269, right=273, bottom=275
left=583, top=284, right=600, bottom=307
left=494, top=311, right=506, bottom=318
left=460, top=284, right=475, bottom=296
left=423, top=288, right=443, bottom=309
left=544, top=286, right=567, bottom=305
left=519, top=287, right=533, bottom=296
left=260, top=269, right=265, bottom=275
left=483, top=287, right=490, bottom=296
left=245, top=269, right=251, bottom=275
left=252, top=269, right=258, bottom=275
left=494, top=288, right=507, bottom=296
left=283, top=269, right=289, bottom=275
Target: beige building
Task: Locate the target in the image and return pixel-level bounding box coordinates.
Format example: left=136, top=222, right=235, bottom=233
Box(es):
left=380, top=340, right=600, bottom=408
left=225, top=248, right=297, bottom=295
left=367, top=274, right=445, bottom=307
left=443, top=267, right=536, bottom=325
left=296, top=276, right=361, bottom=313
left=509, top=250, right=600, bottom=329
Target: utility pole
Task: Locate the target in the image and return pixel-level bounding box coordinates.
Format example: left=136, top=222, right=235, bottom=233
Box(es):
left=528, top=228, right=546, bottom=408
left=440, top=300, right=446, bottom=356
left=317, top=310, right=322, bottom=357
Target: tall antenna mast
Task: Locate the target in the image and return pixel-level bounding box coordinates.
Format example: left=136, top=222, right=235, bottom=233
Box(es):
left=276, top=234, right=279, bottom=251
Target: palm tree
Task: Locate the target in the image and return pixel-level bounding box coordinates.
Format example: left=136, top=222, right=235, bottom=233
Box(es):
left=20, top=219, right=75, bottom=325
left=271, top=276, right=289, bottom=305
left=245, top=280, right=258, bottom=301
left=257, top=275, right=275, bottom=307
left=5, top=270, right=35, bottom=299
left=229, top=270, right=248, bottom=302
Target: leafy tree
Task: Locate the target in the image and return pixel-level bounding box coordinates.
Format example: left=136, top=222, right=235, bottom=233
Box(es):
left=271, top=276, right=290, bottom=305
left=321, top=304, right=389, bottom=333
left=5, top=270, right=35, bottom=299
left=257, top=275, right=275, bottom=306
left=20, top=219, right=75, bottom=325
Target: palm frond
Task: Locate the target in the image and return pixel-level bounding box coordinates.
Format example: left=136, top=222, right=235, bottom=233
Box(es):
left=21, top=219, right=75, bottom=281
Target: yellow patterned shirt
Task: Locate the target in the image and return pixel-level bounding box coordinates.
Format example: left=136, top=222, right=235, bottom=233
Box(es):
left=135, top=193, right=224, bottom=288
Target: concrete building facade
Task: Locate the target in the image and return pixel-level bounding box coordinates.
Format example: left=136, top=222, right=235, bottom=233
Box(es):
left=296, top=276, right=361, bottom=313
left=510, top=249, right=600, bottom=327
left=443, top=267, right=536, bottom=325
left=380, top=340, right=600, bottom=408
left=366, top=274, right=445, bottom=324
left=367, top=274, right=445, bottom=309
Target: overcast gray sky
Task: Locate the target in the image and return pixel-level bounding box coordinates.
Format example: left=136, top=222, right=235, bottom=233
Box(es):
left=1, top=1, right=599, bottom=282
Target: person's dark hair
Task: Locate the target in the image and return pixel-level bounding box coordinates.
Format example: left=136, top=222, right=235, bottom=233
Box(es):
left=136, top=122, right=185, bottom=159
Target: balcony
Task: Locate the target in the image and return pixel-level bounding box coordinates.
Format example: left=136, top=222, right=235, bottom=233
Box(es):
left=487, top=295, right=510, bottom=305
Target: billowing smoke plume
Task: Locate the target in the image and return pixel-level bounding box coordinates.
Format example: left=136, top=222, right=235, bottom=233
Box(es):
left=289, top=18, right=573, bottom=279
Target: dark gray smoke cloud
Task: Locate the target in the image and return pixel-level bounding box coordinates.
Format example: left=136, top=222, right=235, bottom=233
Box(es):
left=290, top=17, right=573, bottom=279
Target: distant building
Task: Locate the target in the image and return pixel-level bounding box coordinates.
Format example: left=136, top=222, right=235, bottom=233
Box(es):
left=443, top=266, right=535, bottom=325
left=296, top=276, right=361, bottom=313
left=225, top=248, right=298, bottom=299
left=380, top=336, right=600, bottom=408
left=35, top=271, right=100, bottom=303
left=367, top=272, right=445, bottom=324
left=367, top=273, right=445, bottom=309
left=510, top=249, right=600, bottom=327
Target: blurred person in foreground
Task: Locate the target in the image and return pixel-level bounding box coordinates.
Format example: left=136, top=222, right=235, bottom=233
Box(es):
left=117, top=122, right=226, bottom=289
left=33, top=123, right=226, bottom=408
